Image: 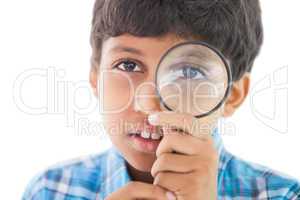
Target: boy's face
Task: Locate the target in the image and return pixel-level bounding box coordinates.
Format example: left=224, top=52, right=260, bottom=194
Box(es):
left=90, top=33, right=249, bottom=172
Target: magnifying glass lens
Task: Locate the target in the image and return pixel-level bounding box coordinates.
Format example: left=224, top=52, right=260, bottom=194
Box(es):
left=156, top=42, right=231, bottom=117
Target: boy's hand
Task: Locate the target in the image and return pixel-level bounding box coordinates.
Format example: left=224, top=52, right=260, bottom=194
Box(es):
left=149, top=112, right=219, bottom=200
left=105, top=181, right=170, bottom=200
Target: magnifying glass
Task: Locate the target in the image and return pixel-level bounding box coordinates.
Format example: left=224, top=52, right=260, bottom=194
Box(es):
left=155, top=41, right=232, bottom=118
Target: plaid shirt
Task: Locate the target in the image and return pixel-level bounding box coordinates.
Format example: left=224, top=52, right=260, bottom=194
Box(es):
left=22, top=129, right=300, bottom=200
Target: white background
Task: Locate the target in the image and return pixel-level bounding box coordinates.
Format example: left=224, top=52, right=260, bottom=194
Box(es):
left=0, top=0, right=299, bottom=199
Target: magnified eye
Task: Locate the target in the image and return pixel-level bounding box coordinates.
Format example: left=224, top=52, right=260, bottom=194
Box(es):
left=114, top=60, right=143, bottom=73
left=175, top=65, right=207, bottom=80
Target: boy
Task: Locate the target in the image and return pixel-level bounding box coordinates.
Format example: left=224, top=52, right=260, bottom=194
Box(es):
left=22, top=0, right=300, bottom=199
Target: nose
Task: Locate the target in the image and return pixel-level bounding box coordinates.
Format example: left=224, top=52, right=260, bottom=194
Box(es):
left=134, top=80, right=162, bottom=115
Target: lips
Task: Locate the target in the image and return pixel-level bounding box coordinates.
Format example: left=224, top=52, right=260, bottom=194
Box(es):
left=127, top=123, right=164, bottom=153
left=128, top=123, right=164, bottom=139
left=129, top=133, right=163, bottom=153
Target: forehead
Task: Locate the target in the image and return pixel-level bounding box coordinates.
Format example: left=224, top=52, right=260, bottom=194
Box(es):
left=101, top=33, right=188, bottom=59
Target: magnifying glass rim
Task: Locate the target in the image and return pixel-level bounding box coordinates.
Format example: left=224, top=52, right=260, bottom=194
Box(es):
left=155, top=40, right=233, bottom=118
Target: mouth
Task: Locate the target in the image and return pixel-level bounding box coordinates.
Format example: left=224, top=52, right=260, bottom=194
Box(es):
left=128, top=130, right=163, bottom=140
left=128, top=128, right=164, bottom=153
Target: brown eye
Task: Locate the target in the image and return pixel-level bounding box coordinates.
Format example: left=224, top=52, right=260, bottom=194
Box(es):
left=114, top=60, right=143, bottom=73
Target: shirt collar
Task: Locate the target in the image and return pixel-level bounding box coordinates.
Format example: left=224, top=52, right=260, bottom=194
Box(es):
left=100, top=146, right=132, bottom=199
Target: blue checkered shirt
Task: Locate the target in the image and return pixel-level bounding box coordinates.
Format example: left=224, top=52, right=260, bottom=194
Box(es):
left=22, top=129, right=300, bottom=200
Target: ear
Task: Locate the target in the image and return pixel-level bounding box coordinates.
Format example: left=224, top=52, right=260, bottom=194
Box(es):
left=89, top=68, right=99, bottom=98
left=222, top=73, right=250, bottom=117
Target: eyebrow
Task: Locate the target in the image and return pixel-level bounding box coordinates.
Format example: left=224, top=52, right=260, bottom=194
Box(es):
left=109, top=46, right=145, bottom=56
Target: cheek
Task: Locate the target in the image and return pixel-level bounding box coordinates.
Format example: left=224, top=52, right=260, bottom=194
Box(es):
left=100, top=72, right=134, bottom=114
left=99, top=72, right=139, bottom=136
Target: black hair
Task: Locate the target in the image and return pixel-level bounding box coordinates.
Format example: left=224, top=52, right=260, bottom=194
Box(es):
left=90, top=0, right=263, bottom=81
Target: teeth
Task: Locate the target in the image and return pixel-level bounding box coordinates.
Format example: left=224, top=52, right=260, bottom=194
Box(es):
left=141, top=131, right=151, bottom=139
left=151, top=133, right=162, bottom=140
left=131, top=131, right=163, bottom=140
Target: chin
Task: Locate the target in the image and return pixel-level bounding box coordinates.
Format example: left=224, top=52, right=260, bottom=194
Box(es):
left=116, top=142, right=157, bottom=172
left=128, top=151, right=157, bottom=172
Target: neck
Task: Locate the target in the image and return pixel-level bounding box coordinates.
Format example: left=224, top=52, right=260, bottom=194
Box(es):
left=125, top=161, right=154, bottom=184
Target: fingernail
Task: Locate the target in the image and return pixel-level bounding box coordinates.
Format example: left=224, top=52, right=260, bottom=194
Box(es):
left=148, top=114, right=158, bottom=125
left=166, top=191, right=176, bottom=200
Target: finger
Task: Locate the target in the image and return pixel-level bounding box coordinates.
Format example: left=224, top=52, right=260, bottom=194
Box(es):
left=151, top=153, right=200, bottom=177
left=153, top=172, right=192, bottom=194
left=148, top=111, right=218, bottom=138
left=154, top=171, right=218, bottom=199
left=106, top=181, right=169, bottom=200
left=156, top=129, right=215, bottom=157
